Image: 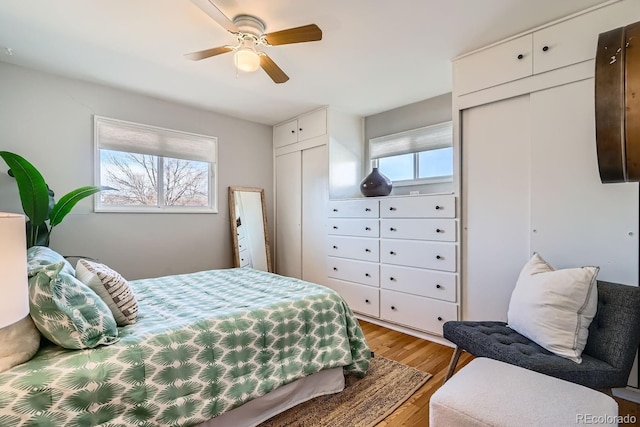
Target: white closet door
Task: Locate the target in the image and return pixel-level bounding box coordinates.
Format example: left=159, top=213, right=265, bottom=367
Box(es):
left=462, top=95, right=531, bottom=321
left=301, top=145, right=329, bottom=285
left=276, top=151, right=302, bottom=278
left=530, top=80, right=639, bottom=285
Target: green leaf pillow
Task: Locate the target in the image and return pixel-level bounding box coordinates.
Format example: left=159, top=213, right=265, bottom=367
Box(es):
left=27, top=245, right=75, bottom=276
left=28, top=262, right=119, bottom=349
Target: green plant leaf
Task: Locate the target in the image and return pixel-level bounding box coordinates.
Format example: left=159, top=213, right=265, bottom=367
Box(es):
left=0, top=151, right=50, bottom=226
left=26, top=221, right=50, bottom=248
left=49, top=186, right=112, bottom=227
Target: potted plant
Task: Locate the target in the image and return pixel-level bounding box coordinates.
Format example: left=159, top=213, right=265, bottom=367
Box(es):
left=0, top=151, right=112, bottom=247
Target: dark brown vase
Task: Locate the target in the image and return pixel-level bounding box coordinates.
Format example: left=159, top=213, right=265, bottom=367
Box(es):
left=360, top=167, right=392, bottom=197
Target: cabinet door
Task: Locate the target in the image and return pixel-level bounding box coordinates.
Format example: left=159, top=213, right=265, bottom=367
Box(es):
left=380, top=264, right=457, bottom=302
left=275, top=152, right=302, bottom=278
left=380, top=218, right=456, bottom=241
left=328, top=218, right=379, bottom=237
left=380, top=195, right=455, bottom=218
left=328, top=236, right=379, bottom=262
left=327, top=278, right=379, bottom=317
left=298, top=109, right=327, bottom=141
left=328, top=199, right=379, bottom=218
left=453, top=34, right=532, bottom=95
left=533, top=0, right=640, bottom=74
left=380, top=239, right=456, bottom=272
left=274, top=119, right=298, bottom=148
left=301, top=145, right=328, bottom=285
left=380, top=290, right=457, bottom=335
left=327, top=257, right=379, bottom=287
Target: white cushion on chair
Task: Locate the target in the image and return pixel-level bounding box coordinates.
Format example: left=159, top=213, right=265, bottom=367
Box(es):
left=430, top=358, right=618, bottom=427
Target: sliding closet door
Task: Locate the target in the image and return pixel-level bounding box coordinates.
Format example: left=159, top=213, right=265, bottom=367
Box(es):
left=275, top=151, right=302, bottom=278
left=462, top=94, right=531, bottom=321
left=301, top=145, right=328, bottom=286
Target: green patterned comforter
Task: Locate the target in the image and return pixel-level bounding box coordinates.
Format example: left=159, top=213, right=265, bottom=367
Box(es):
left=0, top=268, right=371, bottom=426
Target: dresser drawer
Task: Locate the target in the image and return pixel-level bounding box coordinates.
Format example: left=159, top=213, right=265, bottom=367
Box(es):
left=380, top=265, right=456, bottom=302
left=327, top=257, right=379, bottom=287
left=380, top=218, right=456, bottom=241
left=328, top=236, right=379, bottom=262
left=328, top=199, right=379, bottom=218
left=327, top=278, right=379, bottom=317
left=380, top=195, right=455, bottom=218
left=380, top=290, right=458, bottom=335
left=380, top=239, right=456, bottom=272
left=239, top=248, right=251, bottom=267
left=328, top=218, right=379, bottom=237
left=237, top=236, right=249, bottom=252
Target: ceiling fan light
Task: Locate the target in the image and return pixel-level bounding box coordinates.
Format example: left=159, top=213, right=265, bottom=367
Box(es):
left=234, top=47, right=261, bottom=72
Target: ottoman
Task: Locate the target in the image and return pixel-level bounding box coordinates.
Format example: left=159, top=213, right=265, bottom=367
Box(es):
left=430, top=358, right=619, bottom=427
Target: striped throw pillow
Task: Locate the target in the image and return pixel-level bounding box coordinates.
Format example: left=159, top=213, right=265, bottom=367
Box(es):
left=75, top=259, right=139, bottom=326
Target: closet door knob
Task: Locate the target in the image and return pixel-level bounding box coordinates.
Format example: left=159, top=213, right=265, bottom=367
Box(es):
left=437, top=316, right=443, bottom=321
left=542, top=45, right=549, bottom=52
left=436, top=284, right=442, bottom=289
left=517, top=54, right=524, bottom=60
left=436, top=255, right=442, bottom=260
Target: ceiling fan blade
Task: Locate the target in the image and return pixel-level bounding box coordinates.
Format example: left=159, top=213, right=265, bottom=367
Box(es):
left=190, top=0, right=238, bottom=33
left=260, top=55, right=289, bottom=84
left=264, top=24, right=322, bottom=46
left=185, top=46, right=233, bottom=61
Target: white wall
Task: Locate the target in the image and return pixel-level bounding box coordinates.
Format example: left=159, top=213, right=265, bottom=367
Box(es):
left=0, top=62, right=273, bottom=280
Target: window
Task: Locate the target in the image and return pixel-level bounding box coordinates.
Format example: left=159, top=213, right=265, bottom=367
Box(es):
left=94, top=116, right=217, bottom=213
left=369, top=121, right=453, bottom=186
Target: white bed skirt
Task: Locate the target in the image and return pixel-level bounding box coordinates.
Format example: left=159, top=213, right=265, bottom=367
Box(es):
left=194, top=367, right=345, bottom=427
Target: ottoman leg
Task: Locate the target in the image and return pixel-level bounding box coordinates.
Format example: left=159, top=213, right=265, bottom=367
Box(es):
left=443, top=346, right=462, bottom=383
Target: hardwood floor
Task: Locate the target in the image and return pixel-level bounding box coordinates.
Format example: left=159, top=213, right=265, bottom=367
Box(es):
left=360, top=321, right=640, bottom=426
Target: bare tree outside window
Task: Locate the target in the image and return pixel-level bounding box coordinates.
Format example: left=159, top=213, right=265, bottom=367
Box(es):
left=100, top=150, right=209, bottom=207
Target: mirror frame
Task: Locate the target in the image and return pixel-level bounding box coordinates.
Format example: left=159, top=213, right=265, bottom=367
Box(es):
left=228, top=186, right=272, bottom=272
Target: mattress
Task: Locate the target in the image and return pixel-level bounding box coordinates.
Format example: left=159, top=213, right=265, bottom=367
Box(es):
left=0, top=268, right=371, bottom=426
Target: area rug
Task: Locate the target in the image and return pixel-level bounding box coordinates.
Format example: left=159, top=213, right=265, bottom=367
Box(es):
left=259, top=356, right=432, bottom=427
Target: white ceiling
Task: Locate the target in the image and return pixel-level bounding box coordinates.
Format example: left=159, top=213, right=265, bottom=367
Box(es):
left=0, top=0, right=608, bottom=125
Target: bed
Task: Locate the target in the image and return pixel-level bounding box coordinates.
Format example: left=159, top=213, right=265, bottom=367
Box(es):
left=0, top=262, right=371, bottom=426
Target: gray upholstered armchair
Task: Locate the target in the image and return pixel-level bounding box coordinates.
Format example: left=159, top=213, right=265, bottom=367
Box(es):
left=443, top=280, right=640, bottom=389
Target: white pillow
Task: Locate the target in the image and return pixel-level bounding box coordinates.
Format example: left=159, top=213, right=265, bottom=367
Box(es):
left=507, top=253, right=599, bottom=363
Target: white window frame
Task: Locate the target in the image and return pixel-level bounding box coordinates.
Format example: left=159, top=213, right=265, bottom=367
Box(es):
left=369, top=121, right=453, bottom=186
left=94, top=116, right=218, bottom=213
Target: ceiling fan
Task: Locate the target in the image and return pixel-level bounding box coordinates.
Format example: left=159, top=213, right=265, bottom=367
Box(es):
left=186, top=0, right=323, bottom=84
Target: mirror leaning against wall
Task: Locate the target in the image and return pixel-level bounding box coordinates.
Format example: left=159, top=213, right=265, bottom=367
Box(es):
left=228, top=186, right=272, bottom=272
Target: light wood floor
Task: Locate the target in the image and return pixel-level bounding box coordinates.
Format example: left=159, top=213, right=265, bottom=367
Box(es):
left=360, top=320, right=640, bottom=427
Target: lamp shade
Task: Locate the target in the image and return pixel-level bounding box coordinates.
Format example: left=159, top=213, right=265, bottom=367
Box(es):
left=0, top=213, right=28, bottom=329
left=234, top=47, right=261, bottom=72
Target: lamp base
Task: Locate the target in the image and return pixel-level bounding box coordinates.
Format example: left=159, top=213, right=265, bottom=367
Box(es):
left=0, top=315, right=40, bottom=373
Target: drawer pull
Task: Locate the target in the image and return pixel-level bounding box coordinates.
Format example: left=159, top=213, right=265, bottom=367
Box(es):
left=365, top=299, right=370, bottom=304
left=390, top=277, right=396, bottom=281
left=299, top=128, right=303, bottom=131
left=333, top=267, right=338, bottom=271
left=436, top=255, right=442, bottom=260
left=437, top=316, right=443, bottom=321
left=365, top=248, right=371, bottom=253
left=291, top=130, right=295, bottom=134
left=365, top=227, right=371, bottom=231
left=333, top=245, right=338, bottom=249
left=435, top=205, right=442, bottom=210
left=542, top=45, right=549, bottom=52
left=390, top=227, right=396, bottom=231
left=390, top=251, right=396, bottom=255
left=389, top=207, right=396, bottom=211
left=333, top=226, right=338, bottom=229
left=365, top=273, right=371, bottom=277
left=365, top=208, right=371, bottom=212
left=436, top=284, right=442, bottom=289
left=391, top=306, right=397, bottom=310
left=517, top=53, right=524, bottom=60
left=436, top=228, right=443, bottom=233
left=333, top=208, right=338, bottom=212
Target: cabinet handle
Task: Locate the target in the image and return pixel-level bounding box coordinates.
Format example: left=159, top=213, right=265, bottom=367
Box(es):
left=436, top=255, right=442, bottom=260
left=365, top=208, right=371, bottom=212
left=365, top=273, right=371, bottom=277
left=299, top=128, right=303, bottom=131
left=390, top=227, right=396, bottom=231
left=436, top=284, right=442, bottom=289
left=390, top=277, right=396, bottom=281
left=437, top=316, right=443, bottom=321
left=542, top=45, right=549, bottom=52
left=365, top=248, right=371, bottom=253
left=365, top=227, right=371, bottom=231
left=333, top=208, right=338, bottom=212
left=333, top=226, right=338, bottom=230
left=333, top=245, right=338, bottom=249
left=291, top=130, right=295, bottom=134
left=389, top=207, right=396, bottom=211
left=390, top=251, right=396, bottom=255
left=333, top=267, right=338, bottom=271
left=435, top=205, right=442, bottom=210
left=391, top=306, right=397, bottom=310
left=517, top=53, right=524, bottom=60
left=436, top=228, right=443, bottom=233
left=365, top=299, right=370, bottom=304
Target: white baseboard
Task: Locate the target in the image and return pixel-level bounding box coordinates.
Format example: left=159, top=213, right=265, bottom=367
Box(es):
left=612, top=387, right=640, bottom=404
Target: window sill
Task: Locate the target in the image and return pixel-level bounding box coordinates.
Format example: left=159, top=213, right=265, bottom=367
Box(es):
left=391, top=176, right=453, bottom=187
left=95, top=206, right=218, bottom=214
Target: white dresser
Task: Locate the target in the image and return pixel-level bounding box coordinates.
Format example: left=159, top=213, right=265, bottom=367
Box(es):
left=326, top=194, right=459, bottom=341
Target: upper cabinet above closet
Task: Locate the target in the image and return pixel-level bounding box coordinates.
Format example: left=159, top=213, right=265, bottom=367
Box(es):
left=453, top=0, right=639, bottom=96
left=273, top=108, right=327, bottom=149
